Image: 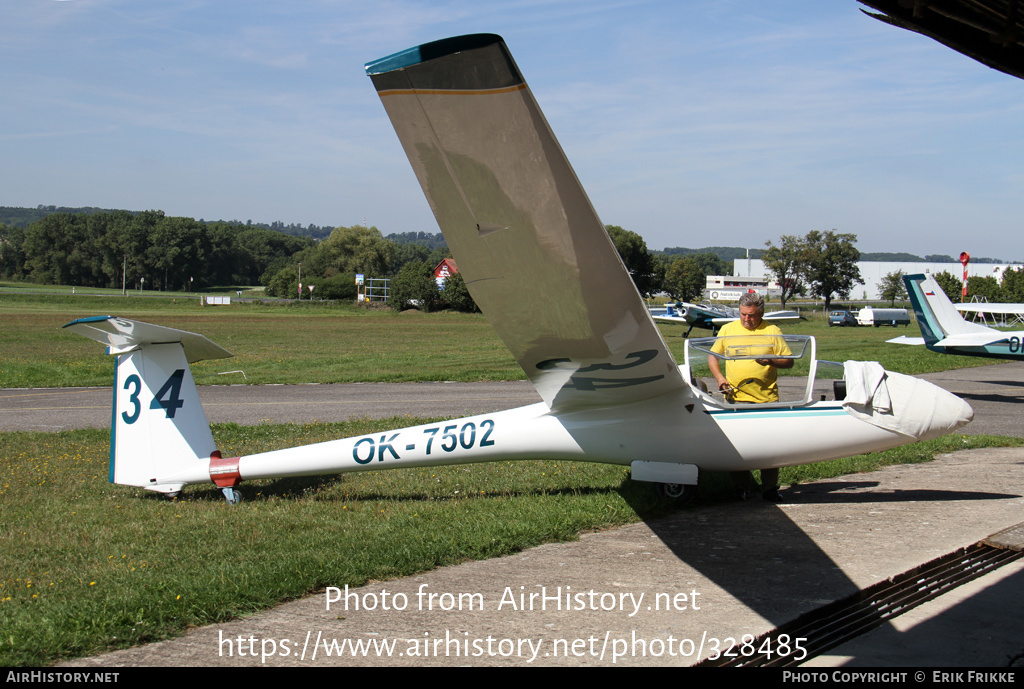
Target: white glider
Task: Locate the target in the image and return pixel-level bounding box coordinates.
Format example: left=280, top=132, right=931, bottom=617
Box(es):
left=66, top=35, right=972, bottom=503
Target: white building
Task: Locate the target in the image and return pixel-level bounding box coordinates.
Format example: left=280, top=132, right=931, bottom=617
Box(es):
left=702, top=275, right=791, bottom=301
left=730, top=260, right=1023, bottom=301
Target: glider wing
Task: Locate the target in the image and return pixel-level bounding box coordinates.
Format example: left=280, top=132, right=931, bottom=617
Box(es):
left=366, top=35, right=686, bottom=411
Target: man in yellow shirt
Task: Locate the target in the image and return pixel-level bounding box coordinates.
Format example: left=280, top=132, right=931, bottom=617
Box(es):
left=708, top=293, right=793, bottom=501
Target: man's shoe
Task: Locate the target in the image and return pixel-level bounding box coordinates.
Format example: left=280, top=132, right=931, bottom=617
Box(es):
left=762, top=489, right=784, bottom=503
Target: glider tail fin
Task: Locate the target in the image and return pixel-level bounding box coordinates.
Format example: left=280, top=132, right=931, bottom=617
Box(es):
left=903, top=274, right=953, bottom=346
left=63, top=317, right=231, bottom=494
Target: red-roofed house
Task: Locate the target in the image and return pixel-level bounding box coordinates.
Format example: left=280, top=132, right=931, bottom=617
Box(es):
left=433, top=258, right=458, bottom=287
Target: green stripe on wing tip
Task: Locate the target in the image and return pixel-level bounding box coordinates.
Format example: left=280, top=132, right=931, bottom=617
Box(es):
left=365, top=34, right=504, bottom=75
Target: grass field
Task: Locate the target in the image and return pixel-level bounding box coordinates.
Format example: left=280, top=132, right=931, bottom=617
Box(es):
left=0, top=287, right=1016, bottom=666
left=0, top=291, right=519, bottom=388
left=0, top=288, right=993, bottom=389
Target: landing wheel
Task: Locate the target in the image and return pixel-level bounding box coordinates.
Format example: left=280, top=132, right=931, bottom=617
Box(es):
left=656, top=482, right=696, bottom=504
left=221, top=487, right=243, bottom=505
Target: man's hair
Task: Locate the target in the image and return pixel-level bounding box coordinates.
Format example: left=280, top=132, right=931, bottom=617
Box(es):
left=738, top=292, right=765, bottom=312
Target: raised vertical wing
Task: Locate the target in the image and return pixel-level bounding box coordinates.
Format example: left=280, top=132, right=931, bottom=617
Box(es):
left=366, top=35, right=686, bottom=411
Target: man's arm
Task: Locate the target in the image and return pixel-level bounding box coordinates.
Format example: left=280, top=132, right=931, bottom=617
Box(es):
left=756, top=329, right=793, bottom=369
left=708, top=354, right=732, bottom=391
left=755, top=357, right=794, bottom=369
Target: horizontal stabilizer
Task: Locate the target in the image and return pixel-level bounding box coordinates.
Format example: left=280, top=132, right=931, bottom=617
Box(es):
left=886, top=335, right=925, bottom=345
left=63, top=316, right=232, bottom=363
left=934, top=333, right=1011, bottom=348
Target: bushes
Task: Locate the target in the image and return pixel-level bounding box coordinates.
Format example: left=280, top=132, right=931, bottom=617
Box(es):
left=439, top=271, right=479, bottom=313
left=265, top=269, right=357, bottom=301
left=389, top=261, right=442, bottom=312
left=389, top=262, right=479, bottom=313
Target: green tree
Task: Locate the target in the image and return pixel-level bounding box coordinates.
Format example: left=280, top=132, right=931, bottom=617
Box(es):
left=22, top=213, right=104, bottom=286
left=762, top=234, right=809, bottom=308
left=439, top=270, right=479, bottom=312
left=606, top=225, right=660, bottom=297
left=317, top=225, right=393, bottom=277
left=391, top=241, right=450, bottom=275
left=878, top=269, right=907, bottom=306
left=966, top=275, right=1006, bottom=302
left=803, top=230, right=862, bottom=314
left=231, top=227, right=313, bottom=285
left=311, top=273, right=357, bottom=300
left=1000, top=267, right=1024, bottom=302
left=265, top=264, right=301, bottom=299
left=0, top=224, right=27, bottom=280
left=99, top=211, right=153, bottom=290
left=146, top=216, right=209, bottom=290
left=663, top=256, right=705, bottom=301
left=931, top=271, right=963, bottom=302
left=388, top=261, right=441, bottom=312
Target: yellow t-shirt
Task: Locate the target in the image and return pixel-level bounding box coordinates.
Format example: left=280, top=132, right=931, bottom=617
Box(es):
left=711, top=319, right=792, bottom=403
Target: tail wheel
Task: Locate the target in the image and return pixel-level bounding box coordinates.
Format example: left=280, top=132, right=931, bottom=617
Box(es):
left=221, top=487, right=243, bottom=505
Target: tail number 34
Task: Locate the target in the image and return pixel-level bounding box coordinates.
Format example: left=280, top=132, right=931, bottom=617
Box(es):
left=121, top=370, right=186, bottom=424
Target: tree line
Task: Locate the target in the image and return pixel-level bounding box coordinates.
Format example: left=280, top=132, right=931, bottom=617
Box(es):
left=22, top=207, right=987, bottom=315
left=0, top=210, right=313, bottom=290
left=261, top=225, right=454, bottom=303
left=0, top=205, right=337, bottom=241
left=263, top=223, right=737, bottom=310
left=0, top=209, right=801, bottom=310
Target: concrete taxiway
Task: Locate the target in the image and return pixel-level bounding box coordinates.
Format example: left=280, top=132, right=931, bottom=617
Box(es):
left=4, top=362, right=1021, bottom=667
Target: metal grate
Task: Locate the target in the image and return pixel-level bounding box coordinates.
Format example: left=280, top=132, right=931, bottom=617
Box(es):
left=697, top=542, right=1024, bottom=667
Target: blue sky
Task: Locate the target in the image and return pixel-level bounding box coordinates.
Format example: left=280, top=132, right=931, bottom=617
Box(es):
left=3, top=0, right=1023, bottom=258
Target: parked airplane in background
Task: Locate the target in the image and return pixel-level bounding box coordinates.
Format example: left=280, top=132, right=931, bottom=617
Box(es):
left=66, top=35, right=972, bottom=504
left=954, top=302, right=1024, bottom=328
left=653, top=302, right=802, bottom=337
left=890, top=273, right=1024, bottom=359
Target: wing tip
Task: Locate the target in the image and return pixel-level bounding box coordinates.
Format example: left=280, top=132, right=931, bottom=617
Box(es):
left=365, top=33, right=505, bottom=75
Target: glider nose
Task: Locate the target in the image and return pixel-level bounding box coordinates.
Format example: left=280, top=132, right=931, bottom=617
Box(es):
left=842, top=363, right=973, bottom=441
left=924, top=387, right=974, bottom=438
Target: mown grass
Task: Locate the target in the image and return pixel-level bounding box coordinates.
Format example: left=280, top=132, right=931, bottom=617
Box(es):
left=0, top=419, right=655, bottom=666
left=0, top=290, right=995, bottom=389
left=0, top=292, right=518, bottom=388
left=2, top=418, right=1019, bottom=667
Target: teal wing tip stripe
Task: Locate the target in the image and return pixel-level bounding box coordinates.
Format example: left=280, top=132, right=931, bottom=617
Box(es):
left=365, top=33, right=504, bottom=75
left=63, top=315, right=114, bottom=329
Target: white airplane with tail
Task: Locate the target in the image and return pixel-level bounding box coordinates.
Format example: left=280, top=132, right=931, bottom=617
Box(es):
left=891, top=273, right=1024, bottom=359
left=653, top=302, right=802, bottom=337
left=66, top=34, right=972, bottom=504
